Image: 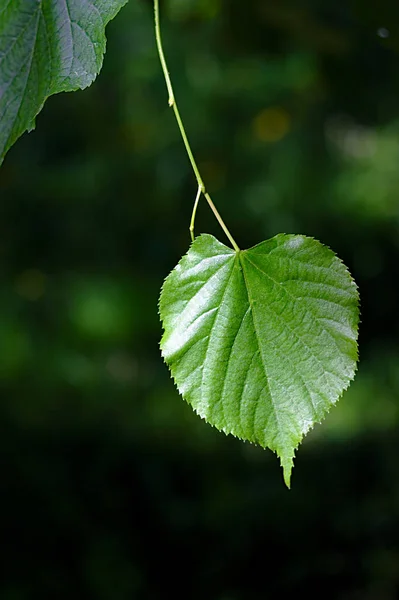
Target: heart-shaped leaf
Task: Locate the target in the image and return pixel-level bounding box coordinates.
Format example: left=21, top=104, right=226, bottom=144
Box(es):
left=160, top=234, right=359, bottom=486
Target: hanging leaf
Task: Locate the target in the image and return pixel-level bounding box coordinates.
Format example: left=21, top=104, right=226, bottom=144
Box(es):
left=159, top=234, right=359, bottom=486
left=0, top=0, right=128, bottom=164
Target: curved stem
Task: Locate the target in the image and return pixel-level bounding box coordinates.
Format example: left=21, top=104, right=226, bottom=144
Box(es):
left=190, top=186, right=201, bottom=242
left=153, top=0, right=240, bottom=253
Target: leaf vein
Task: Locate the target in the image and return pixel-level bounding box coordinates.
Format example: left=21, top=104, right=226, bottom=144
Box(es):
left=201, top=258, right=236, bottom=422
left=0, top=7, right=39, bottom=67
left=244, top=256, right=351, bottom=375
left=1, top=7, right=41, bottom=151
left=239, top=254, right=282, bottom=446
left=217, top=302, right=251, bottom=429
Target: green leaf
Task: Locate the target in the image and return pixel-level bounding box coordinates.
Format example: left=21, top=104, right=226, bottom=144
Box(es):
left=0, top=0, right=128, bottom=163
left=159, top=234, right=359, bottom=486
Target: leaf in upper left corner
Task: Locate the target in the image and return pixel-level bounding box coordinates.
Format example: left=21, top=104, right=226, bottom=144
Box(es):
left=0, top=0, right=128, bottom=164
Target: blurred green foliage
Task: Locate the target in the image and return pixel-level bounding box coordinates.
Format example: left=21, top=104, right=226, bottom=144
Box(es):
left=1, top=0, right=399, bottom=598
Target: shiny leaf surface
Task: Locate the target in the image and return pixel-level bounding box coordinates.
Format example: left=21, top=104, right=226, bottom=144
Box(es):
left=160, top=234, right=359, bottom=486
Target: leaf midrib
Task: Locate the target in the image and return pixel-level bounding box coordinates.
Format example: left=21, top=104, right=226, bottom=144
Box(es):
left=238, top=250, right=284, bottom=446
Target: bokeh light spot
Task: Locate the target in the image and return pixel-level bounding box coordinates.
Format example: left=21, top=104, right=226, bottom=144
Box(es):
left=377, top=27, right=390, bottom=39
left=252, top=107, right=291, bottom=143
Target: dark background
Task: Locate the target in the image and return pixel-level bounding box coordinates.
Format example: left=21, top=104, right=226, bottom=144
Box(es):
left=1, top=0, right=399, bottom=598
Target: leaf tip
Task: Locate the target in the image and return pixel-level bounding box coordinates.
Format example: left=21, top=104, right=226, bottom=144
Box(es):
left=281, top=455, right=294, bottom=489
left=284, top=472, right=292, bottom=489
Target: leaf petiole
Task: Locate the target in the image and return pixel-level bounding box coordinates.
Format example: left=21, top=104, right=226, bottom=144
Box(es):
left=153, top=0, right=240, bottom=252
